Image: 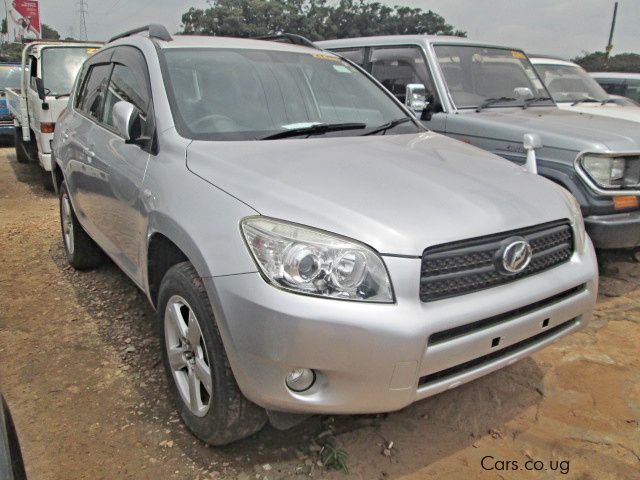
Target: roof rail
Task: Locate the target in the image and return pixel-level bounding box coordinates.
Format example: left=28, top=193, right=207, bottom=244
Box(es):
left=108, top=24, right=172, bottom=43
left=255, top=33, right=317, bottom=49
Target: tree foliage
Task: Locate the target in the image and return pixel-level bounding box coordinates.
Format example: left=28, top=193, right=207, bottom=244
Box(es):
left=42, top=24, right=61, bottom=40
left=0, top=43, right=22, bottom=63
left=573, top=51, right=640, bottom=73
left=181, top=0, right=466, bottom=40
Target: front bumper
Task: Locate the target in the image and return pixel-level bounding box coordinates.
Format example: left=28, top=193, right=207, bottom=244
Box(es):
left=585, top=211, right=640, bottom=249
left=205, top=239, right=598, bottom=415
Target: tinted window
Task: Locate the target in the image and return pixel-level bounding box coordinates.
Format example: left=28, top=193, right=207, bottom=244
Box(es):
left=102, top=64, right=149, bottom=127
left=77, top=64, right=112, bottom=120
left=370, top=46, right=435, bottom=104
left=162, top=48, right=417, bottom=141
left=332, top=48, right=365, bottom=67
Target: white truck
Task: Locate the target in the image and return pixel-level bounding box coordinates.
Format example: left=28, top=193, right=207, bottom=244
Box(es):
left=7, top=41, right=101, bottom=188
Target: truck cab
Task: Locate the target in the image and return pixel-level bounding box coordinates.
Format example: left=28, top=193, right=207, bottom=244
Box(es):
left=7, top=42, right=101, bottom=186
left=319, top=36, right=640, bottom=254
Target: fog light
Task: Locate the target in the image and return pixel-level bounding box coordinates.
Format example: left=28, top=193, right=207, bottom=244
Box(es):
left=285, top=368, right=316, bottom=392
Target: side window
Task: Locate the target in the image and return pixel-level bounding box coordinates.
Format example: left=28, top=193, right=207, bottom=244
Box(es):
left=101, top=46, right=152, bottom=135
left=332, top=48, right=365, bottom=67
left=369, top=46, right=435, bottom=104
left=102, top=64, right=149, bottom=127
left=77, top=63, right=112, bottom=120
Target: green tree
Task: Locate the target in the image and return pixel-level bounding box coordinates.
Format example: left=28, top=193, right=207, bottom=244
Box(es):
left=574, top=51, right=640, bottom=73
left=42, top=24, right=61, bottom=40
left=0, top=43, right=23, bottom=62
left=181, top=0, right=465, bottom=40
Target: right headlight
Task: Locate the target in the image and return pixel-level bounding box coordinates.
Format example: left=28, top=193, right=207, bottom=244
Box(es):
left=579, top=154, right=640, bottom=190
left=241, top=217, right=394, bottom=303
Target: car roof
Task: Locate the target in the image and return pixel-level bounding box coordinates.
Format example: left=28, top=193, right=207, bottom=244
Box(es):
left=152, top=34, right=326, bottom=56
left=316, top=35, right=520, bottom=51
left=590, top=72, right=640, bottom=79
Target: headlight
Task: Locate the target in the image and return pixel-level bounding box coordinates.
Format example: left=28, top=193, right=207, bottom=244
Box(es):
left=579, top=154, right=640, bottom=189
left=557, top=186, right=586, bottom=252
left=241, top=217, right=394, bottom=302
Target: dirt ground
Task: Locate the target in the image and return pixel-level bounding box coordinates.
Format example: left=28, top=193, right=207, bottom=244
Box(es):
left=0, top=146, right=638, bottom=480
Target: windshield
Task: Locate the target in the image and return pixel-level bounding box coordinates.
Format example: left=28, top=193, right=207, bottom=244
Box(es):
left=162, top=48, right=419, bottom=140
left=42, top=47, right=97, bottom=96
left=0, top=65, right=21, bottom=91
left=434, top=45, right=553, bottom=109
left=534, top=63, right=609, bottom=103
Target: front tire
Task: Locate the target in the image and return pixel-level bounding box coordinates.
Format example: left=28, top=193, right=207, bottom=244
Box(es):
left=59, top=181, right=103, bottom=269
left=158, top=262, right=267, bottom=445
left=13, top=128, right=28, bottom=164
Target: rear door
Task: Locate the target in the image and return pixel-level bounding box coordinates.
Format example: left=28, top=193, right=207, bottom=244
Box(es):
left=62, top=48, right=114, bottom=237
left=84, top=45, right=154, bottom=283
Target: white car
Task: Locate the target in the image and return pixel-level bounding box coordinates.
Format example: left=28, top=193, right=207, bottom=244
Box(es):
left=591, top=72, right=640, bottom=105
left=530, top=57, right=640, bottom=123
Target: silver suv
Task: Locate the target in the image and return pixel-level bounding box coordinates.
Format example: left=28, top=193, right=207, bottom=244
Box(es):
left=52, top=25, right=598, bottom=445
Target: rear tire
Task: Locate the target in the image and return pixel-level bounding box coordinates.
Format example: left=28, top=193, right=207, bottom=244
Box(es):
left=158, top=262, right=267, bottom=446
left=59, top=181, right=103, bottom=270
left=13, top=128, right=28, bottom=164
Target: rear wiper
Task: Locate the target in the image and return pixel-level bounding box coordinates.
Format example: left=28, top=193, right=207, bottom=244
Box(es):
left=522, top=96, right=553, bottom=108
left=362, top=117, right=413, bottom=136
left=571, top=97, right=600, bottom=106
left=475, top=97, right=517, bottom=112
left=260, top=122, right=366, bottom=140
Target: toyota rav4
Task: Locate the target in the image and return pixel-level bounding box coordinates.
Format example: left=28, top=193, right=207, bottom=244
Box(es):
left=52, top=25, right=598, bottom=445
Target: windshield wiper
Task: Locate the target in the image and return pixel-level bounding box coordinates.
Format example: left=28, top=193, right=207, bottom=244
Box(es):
left=475, top=97, right=517, bottom=112
left=54, top=93, right=70, bottom=99
left=522, top=96, right=553, bottom=108
left=571, top=97, right=600, bottom=106
left=362, top=117, right=413, bottom=136
left=260, top=122, right=366, bottom=140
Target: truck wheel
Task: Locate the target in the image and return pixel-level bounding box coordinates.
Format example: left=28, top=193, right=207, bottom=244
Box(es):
left=158, top=262, right=267, bottom=446
left=59, top=181, right=103, bottom=269
left=13, top=128, right=28, bottom=164
left=41, top=170, right=54, bottom=191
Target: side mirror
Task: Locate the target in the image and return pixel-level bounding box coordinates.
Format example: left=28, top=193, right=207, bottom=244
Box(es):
left=523, top=133, right=543, bottom=174
left=112, top=101, right=141, bottom=143
left=514, top=87, right=534, bottom=99
left=405, top=83, right=428, bottom=113
left=34, top=77, right=46, bottom=100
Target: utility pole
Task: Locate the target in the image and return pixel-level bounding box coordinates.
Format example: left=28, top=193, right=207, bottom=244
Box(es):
left=77, top=0, right=88, bottom=41
left=604, top=1, right=618, bottom=63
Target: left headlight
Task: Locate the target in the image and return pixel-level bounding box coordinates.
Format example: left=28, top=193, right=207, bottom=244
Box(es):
left=241, top=217, right=394, bottom=303
left=557, top=186, right=586, bottom=253
left=579, top=154, right=640, bottom=190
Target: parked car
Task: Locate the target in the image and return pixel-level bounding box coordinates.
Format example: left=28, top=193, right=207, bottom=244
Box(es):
left=591, top=72, right=640, bottom=104
left=0, top=394, right=26, bottom=480
left=52, top=25, right=597, bottom=445
left=6, top=41, right=101, bottom=188
left=318, top=36, right=640, bottom=253
left=0, top=64, right=21, bottom=141
left=530, top=56, right=640, bottom=123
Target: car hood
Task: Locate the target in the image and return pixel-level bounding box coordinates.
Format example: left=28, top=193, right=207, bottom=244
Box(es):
left=187, top=132, right=572, bottom=256
left=451, top=107, right=640, bottom=153
left=556, top=103, right=640, bottom=124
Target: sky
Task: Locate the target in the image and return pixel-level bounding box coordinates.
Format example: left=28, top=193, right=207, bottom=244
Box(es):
left=36, top=0, right=638, bottom=58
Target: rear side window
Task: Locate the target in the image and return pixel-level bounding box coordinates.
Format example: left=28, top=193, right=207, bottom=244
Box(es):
left=76, top=63, right=112, bottom=120
left=369, top=46, right=435, bottom=104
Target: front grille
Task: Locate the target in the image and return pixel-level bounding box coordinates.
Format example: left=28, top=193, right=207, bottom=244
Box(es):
left=420, top=220, right=574, bottom=302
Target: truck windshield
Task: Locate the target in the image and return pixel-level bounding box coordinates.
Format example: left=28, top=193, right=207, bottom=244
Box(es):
left=434, top=45, right=554, bottom=109
left=42, top=47, right=96, bottom=96
left=0, top=65, right=21, bottom=91
left=534, top=63, right=608, bottom=103
left=162, top=48, right=418, bottom=141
